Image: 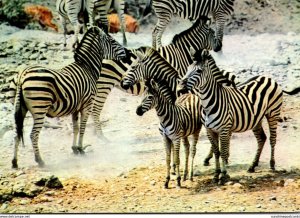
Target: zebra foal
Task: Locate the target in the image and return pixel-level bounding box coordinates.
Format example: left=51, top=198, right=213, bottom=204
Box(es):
left=12, top=27, right=127, bottom=169
left=181, top=49, right=294, bottom=184
left=146, top=0, right=235, bottom=50
left=136, top=79, right=202, bottom=188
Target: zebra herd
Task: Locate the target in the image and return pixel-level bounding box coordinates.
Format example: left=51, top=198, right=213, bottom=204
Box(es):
left=9, top=0, right=300, bottom=188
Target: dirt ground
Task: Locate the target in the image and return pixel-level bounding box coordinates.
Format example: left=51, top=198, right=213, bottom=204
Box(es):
left=0, top=0, right=300, bottom=214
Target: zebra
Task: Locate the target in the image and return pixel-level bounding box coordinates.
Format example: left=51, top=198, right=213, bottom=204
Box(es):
left=7, top=17, right=214, bottom=143
left=180, top=48, right=300, bottom=184
left=91, top=17, right=217, bottom=140
left=56, top=0, right=89, bottom=48
left=136, top=79, right=202, bottom=188
left=120, top=47, right=236, bottom=166
left=12, top=26, right=127, bottom=169
left=87, top=0, right=141, bottom=46
left=144, top=0, right=235, bottom=50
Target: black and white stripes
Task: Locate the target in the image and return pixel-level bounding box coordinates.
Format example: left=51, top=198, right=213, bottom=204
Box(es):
left=149, top=0, right=235, bottom=50
left=181, top=49, right=284, bottom=184
left=12, top=27, right=126, bottom=168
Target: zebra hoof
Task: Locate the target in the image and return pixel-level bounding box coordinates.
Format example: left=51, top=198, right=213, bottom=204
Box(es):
left=38, top=161, right=46, bottom=168
left=219, top=174, right=230, bottom=185
left=203, top=161, right=210, bottom=166
left=72, top=146, right=79, bottom=155
left=12, top=159, right=18, bottom=169
left=247, top=167, right=255, bottom=173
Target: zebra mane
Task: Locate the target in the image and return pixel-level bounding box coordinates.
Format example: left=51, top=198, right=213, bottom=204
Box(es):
left=171, top=16, right=210, bottom=44
left=194, top=49, right=237, bottom=87
left=146, top=79, right=177, bottom=104
left=74, top=26, right=102, bottom=61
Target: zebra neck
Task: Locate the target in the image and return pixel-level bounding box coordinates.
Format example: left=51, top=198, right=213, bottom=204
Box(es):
left=155, top=98, right=178, bottom=126
left=199, top=72, right=225, bottom=116
left=75, top=50, right=103, bottom=80
left=149, top=55, right=179, bottom=92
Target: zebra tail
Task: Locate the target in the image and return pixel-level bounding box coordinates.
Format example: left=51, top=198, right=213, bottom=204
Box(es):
left=142, top=0, right=153, bottom=17
left=14, top=83, right=25, bottom=147
left=283, top=87, right=300, bottom=95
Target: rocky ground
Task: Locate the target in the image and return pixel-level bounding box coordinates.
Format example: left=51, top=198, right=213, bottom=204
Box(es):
left=0, top=0, right=300, bottom=214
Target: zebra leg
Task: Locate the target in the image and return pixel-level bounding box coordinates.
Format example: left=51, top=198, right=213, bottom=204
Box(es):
left=91, top=82, right=114, bottom=142
left=267, top=116, right=279, bottom=171
left=203, top=145, right=213, bottom=166
left=66, top=0, right=82, bottom=49
left=219, top=128, right=231, bottom=185
left=182, top=137, right=190, bottom=181
left=171, top=143, right=176, bottom=175
left=12, top=106, right=28, bottom=169
left=206, top=129, right=220, bottom=183
left=189, top=130, right=200, bottom=181
left=248, top=122, right=266, bottom=173
left=86, top=0, right=95, bottom=26
left=163, top=136, right=172, bottom=189
left=173, top=139, right=181, bottom=188
left=114, top=0, right=127, bottom=46
left=59, top=15, right=67, bottom=47
left=31, top=114, right=47, bottom=167
left=71, top=112, right=80, bottom=154
left=212, top=12, right=225, bottom=52
left=76, top=110, right=91, bottom=154
left=152, top=16, right=171, bottom=49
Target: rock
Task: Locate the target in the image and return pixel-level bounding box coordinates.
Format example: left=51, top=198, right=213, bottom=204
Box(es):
left=20, top=199, right=30, bottom=205
left=45, top=191, right=55, bottom=196
left=150, top=180, right=156, bottom=186
left=256, top=204, right=262, bottom=208
left=45, top=176, right=63, bottom=189
left=40, top=196, right=54, bottom=202
left=193, top=170, right=201, bottom=176
left=225, top=181, right=234, bottom=186
left=35, top=175, right=63, bottom=189
left=1, top=202, right=9, bottom=210
left=29, top=52, right=40, bottom=60
left=240, top=206, right=246, bottom=212
left=284, top=178, right=295, bottom=187
left=270, top=196, right=277, bottom=201
left=233, top=183, right=243, bottom=188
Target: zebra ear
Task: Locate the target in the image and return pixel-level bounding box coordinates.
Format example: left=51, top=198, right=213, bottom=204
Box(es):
left=189, top=47, right=196, bottom=59
left=201, top=49, right=209, bottom=58
left=150, top=79, right=158, bottom=90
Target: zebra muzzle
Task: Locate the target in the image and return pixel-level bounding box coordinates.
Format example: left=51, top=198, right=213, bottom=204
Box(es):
left=136, top=106, right=145, bottom=116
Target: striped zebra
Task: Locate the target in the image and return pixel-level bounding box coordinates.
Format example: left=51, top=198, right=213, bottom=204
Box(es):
left=56, top=0, right=89, bottom=48
left=91, top=17, right=217, bottom=140
left=136, top=79, right=202, bottom=188
left=7, top=17, right=214, bottom=142
left=12, top=27, right=127, bottom=169
left=180, top=49, right=296, bottom=184
left=120, top=47, right=236, bottom=167
left=145, top=0, right=235, bottom=50
left=87, top=0, right=138, bottom=46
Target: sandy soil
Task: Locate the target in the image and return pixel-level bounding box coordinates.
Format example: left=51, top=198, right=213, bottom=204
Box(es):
left=0, top=0, right=300, bottom=214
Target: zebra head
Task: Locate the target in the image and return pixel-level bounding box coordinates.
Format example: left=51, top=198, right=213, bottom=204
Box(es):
left=121, top=47, right=154, bottom=90
left=75, top=26, right=127, bottom=64
left=136, top=79, right=176, bottom=116
left=181, top=48, right=210, bottom=90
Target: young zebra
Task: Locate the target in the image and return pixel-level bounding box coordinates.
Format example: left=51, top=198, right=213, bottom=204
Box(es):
left=144, top=0, right=235, bottom=50
left=136, top=79, right=202, bottom=188
left=92, top=17, right=217, bottom=139
left=12, top=27, right=127, bottom=169
left=7, top=17, right=215, bottom=143
left=56, top=0, right=89, bottom=48
left=121, top=47, right=236, bottom=165
left=181, top=49, right=287, bottom=184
